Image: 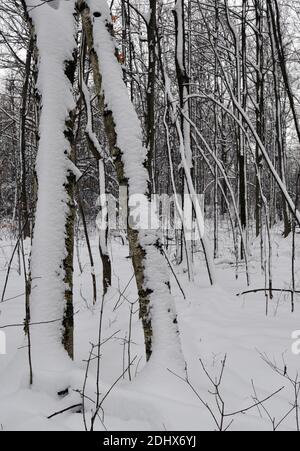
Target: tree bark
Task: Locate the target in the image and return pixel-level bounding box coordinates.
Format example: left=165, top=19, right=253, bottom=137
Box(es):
left=23, top=0, right=78, bottom=374
left=79, top=0, right=183, bottom=367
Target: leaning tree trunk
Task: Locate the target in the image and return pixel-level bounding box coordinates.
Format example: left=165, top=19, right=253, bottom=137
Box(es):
left=23, top=0, right=78, bottom=381
left=79, top=0, right=183, bottom=370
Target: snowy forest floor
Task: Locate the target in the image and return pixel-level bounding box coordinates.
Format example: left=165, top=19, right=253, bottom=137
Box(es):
left=0, top=224, right=300, bottom=431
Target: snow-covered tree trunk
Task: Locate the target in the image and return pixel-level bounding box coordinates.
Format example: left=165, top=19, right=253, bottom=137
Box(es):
left=80, top=0, right=183, bottom=371
left=24, top=0, right=78, bottom=379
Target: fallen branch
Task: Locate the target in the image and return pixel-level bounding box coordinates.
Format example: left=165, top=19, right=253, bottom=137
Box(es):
left=237, top=288, right=300, bottom=297
left=47, top=404, right=82, bottom=420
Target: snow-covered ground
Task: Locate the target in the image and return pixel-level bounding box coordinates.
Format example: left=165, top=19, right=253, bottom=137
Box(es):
left=0, top=225, right=299, bottom=431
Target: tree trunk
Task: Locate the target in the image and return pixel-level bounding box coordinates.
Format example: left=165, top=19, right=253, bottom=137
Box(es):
left=146, top=0, right=157, bottom=193
left=20, top=34, right=34, bottom=240
left=24, top=0, right=78, bottom=378
left=80, top=0, right=183, bottom=369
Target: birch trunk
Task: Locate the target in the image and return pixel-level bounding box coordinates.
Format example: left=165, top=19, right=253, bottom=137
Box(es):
left=23, top=0, right=78, bottom=380
left=79, top=0, right=183, bottom=370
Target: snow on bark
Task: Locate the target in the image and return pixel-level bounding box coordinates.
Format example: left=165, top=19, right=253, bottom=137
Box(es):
left=87, top=2, right=148, bottom=198
left=24, top=0, right=77, bottom=381
left=86, top=0, right=184, bottom=373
